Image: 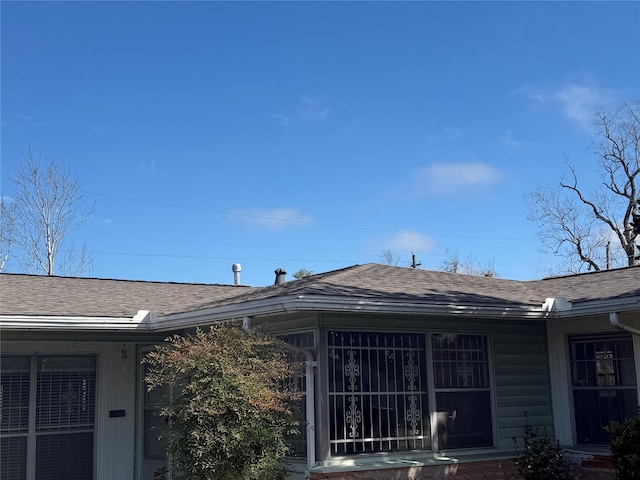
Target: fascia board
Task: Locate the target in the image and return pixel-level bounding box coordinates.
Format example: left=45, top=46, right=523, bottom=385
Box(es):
left=6, top=295, right=635, bottom=333
left=547, top=296, right=640, bottom=319
left=0, top=314, right=150, bottom=331
left=153, top=295, right=547, bottom=331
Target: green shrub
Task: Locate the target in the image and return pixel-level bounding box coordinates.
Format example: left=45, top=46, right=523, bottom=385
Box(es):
left=607, top=408, right=640, bottom=480
left=513, top=413, right=573, bottom=480
left=144, top=325, right=300, bottom=480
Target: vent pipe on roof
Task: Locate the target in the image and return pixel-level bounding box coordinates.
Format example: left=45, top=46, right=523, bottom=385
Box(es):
left=232, top=263, right=242, bottom=286
left=274, top=268, right=287, bottom=285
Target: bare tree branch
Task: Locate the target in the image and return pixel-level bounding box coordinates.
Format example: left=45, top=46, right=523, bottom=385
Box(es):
left=440, top=250, right=498, bottom=277
left=379, top=249, right=402, bottom=266
left=527, top=100, right=640, bottom=272
left=0, top=198, right=17, bottom=272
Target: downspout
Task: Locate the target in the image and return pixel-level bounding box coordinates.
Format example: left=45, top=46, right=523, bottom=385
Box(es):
left=609, top=312, right=640, bottom=336
left=242, top=317, right=317, bottom=470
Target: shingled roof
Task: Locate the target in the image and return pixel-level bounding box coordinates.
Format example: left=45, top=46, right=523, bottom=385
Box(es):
left=1, top=263, right=639, bottom=321
left=186, top=263, right=640, bottom=313
left=191, top=264, right=539, bottom=310
left=0, top=273, right=253, bottom=317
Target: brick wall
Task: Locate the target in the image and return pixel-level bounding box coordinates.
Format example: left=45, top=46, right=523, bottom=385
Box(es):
left=308, top=455, right=615, bottom=480
left=575, top=455, right=615, bottom=480
left=309, top=460, right=518, bottom=480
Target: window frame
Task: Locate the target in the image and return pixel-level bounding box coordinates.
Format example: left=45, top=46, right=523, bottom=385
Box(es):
left=568, top=333, right=638, bottom=445
left=429, top=332, right=495, bottom=451
left=324, top=329, right=496, bottom=457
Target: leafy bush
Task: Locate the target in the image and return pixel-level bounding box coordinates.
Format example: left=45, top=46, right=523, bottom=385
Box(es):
left=513, top=413, right=573, bottom=480
left=607, top=408, right=640, bottom=480
left=144, top=325, right=300, bottom=480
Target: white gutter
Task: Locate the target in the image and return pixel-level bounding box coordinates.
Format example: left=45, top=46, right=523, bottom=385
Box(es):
left=0, top=310, right=155, bottom=331
left=541, top=296, right=640, bottom=319
left=242, top=317, right=317, bottom=471
left=609, top=312, right=640, bottom=335
left=3, top=295, right=638, bottom=332
left=155, top=295, right=547, bottom=331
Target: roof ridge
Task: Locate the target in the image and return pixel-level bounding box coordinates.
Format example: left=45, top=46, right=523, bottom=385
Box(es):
left=537, top=264, right=640, bottom=282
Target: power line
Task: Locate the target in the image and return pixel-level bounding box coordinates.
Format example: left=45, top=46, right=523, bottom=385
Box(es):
left=91, top=250, right=359, bottom=264
left=84, top=190, right=536, bottom=243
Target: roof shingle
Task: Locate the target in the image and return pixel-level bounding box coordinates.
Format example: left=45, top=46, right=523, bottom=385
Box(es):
left=0, top=273, right=253, bottom=317
left=1, top=264, right=638, bottom=319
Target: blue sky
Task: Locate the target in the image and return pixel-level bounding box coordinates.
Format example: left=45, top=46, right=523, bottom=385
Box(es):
left=2, top=1, right=639, bottom=286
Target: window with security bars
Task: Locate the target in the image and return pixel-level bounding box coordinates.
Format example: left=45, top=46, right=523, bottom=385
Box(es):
left=431, top=333, right=493, bottom=449
left=279, top=332, right=314, bottom=458
left=570, top=334, right=638, bottom=444
left=328, top=331, right=430, bottom=455
left=0, top=355, right=96, bottom=480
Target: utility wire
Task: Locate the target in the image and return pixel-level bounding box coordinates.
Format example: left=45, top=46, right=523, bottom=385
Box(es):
left=84, top=190, right=535, bottom=243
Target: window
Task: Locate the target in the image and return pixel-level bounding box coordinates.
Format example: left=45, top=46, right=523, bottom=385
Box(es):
left=142, top=362, right=169, bottom=461
left=279, top=332, right=315, bottom=458
left=432, top=333, right=493, bottom=449
left=140, top=348, right=170, bottom=480
left=327, top=331, right=492, bottom=456
left=328, top=331, right=429, bottom=455
left=0, top=356, right=96, bottom=480
left=1, top=357, right=30, bottom=480
left=570, top=334, right=638, bottom=444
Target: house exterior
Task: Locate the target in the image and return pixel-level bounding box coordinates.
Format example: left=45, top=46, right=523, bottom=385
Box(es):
left=1, top=263, right=639, bottom=480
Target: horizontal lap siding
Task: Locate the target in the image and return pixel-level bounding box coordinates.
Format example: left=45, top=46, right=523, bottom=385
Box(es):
left=493, top=323, right=553, bottom=449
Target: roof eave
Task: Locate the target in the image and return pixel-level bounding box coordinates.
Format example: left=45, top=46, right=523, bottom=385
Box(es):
left=0, top=310, right=155, bottom=332
left=545, top=296, right=640, bottom=319
left=2, top=295, right=637, bottom=333
left=154, top=294, right=548, bottom=331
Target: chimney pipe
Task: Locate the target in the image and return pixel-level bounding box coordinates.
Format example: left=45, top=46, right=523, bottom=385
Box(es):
left=274, top=268, right=287, bottom=285
left=232, top=263, right=242, bottom=285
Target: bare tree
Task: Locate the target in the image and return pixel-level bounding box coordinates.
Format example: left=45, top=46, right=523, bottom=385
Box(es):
left=440, top=250, right=498, bottom=277
left=527, top=100, right=640, bottom=272
left=379, top=248, right=402, bottom=266
left=3, top=149, right=94, bottom=275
